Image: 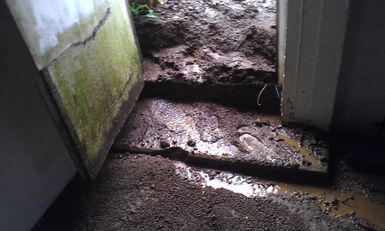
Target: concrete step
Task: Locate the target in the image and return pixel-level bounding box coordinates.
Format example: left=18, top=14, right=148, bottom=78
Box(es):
left=113, top=98, right=329, bottom=183
left=140, top=44, right=280, bottom=112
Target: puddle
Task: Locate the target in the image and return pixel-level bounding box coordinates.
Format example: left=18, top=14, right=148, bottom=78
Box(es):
left=175, top=162, right=278, bottom=197
left=276, top=182, right=385, bottom=229
left=277, top=134, right=325, bottom=170
left=174, top=162, right=385, bottom=229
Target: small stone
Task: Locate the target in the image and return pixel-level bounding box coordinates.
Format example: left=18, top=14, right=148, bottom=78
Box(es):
left=290, top=160, right=299, bottom=169
left=255, top=118, right=263, bottom=127
left=331, top=198, right=339, bottom=206
left=160, top=141, right=170, bottom=149
left=275, top=138, right=284, bottom=142
left=187, top=140, right=196, bottom=147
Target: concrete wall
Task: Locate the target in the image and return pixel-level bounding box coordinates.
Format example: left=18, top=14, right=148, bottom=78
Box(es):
left=0, top=5, right=76, bottom=230
left=333, top=0, right=385, bottom=136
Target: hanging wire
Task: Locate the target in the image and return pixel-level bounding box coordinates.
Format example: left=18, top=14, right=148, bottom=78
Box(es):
left=275, top=85, right=280, bottom=98
left=257, top=84, right=268, bottom=106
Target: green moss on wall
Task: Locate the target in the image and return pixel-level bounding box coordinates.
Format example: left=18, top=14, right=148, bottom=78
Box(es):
left=48, top=0, right=141, bottom=161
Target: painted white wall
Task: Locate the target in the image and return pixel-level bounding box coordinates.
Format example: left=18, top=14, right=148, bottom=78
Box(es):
left=0, top=6, right=76, bottom=231
left=333, top=0, right=385, bottom=136
left=282, top=0, right=350, bottom=131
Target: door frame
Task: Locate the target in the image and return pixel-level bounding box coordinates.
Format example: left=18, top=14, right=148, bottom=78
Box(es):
left=279, top=0, right=350, bottom=131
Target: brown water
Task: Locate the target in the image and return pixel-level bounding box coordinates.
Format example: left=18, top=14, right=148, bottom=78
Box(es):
left=175, top=162, right=385, bottom=229
left=276, top=182, right=385, bottom=229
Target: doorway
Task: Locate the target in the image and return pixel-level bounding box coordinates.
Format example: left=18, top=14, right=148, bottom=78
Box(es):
left=113, top=0, right=329, bottom=180
left=134, top=0, right=281, bottom=112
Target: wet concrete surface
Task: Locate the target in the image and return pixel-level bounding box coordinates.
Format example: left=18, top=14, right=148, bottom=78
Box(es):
left=113, top=98, right=329, bottom=177
left=34, top=154, right=385, bottom=231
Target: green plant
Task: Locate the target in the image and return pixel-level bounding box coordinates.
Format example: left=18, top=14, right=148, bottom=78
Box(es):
left=129, top=0, right=164, bottom=19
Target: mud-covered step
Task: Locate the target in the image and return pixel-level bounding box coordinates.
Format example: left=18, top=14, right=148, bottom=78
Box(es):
left=135, top=0, right=277, bottom=63
left=141, top=80, right=280, bottom=113
left=113, top=98, right=329, bottom=182
left=141, top=44, right=280, bottom=112
left=135, top=0, right=279, bottom=110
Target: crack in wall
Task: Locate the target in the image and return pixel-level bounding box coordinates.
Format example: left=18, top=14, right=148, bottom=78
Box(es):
left=72, top=8, right=111, bottom=47
left=45, top=5, right=112, bottom=68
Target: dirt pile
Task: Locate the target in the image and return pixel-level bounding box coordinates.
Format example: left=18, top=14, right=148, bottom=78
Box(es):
left=134, top=0, right=277, bottom=84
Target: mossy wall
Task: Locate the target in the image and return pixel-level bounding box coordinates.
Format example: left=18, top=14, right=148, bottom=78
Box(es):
left=7, top=0, right=143, bottom=178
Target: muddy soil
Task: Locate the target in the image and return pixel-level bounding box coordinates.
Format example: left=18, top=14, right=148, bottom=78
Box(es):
left=34, top=154, right=366, bottom=231
left=135, top=0, right=277, bottom=84
left=113, top=98, right=329, bottom=175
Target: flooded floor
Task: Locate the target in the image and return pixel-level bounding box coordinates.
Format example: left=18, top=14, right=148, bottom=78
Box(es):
left=174, top=160, right=385, bottom=230
left=34, top=154, right=385, bottom=231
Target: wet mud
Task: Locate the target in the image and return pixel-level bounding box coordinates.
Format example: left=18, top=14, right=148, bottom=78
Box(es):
left=113, top=98, right=329, bottom=177
left=175, top=160, right=385, bottom=230
left=34, top=154, right=377, bottom=231
left=32, top=1, right=385, bottom=230
left=135, top=0, right=277, bottom=85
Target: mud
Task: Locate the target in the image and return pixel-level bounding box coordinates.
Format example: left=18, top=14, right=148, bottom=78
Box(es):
left=113, top=98, right=329, bottom=176
left=34, top=154, right=371, bottom=231
left=135, top=0, right=277, bottom=85
left=174, top=161, right=385, bottom=230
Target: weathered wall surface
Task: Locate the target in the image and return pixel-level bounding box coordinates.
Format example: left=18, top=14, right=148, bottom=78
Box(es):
left=333, top=0, right=385, bottom=136
left=0, top=6, right=76, bottom=230
left=45, top=0, right=142, bottom=177
left=6, top=0, right=112, bottom=69
left=0, top=0, right=142, bottom=229
left=7, top=0, right=143, bottom=178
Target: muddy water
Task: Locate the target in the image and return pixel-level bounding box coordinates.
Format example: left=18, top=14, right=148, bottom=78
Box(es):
left=277, top=134, right=328, bottom=173
left=174, top=162, right=385, bottom=229
left=277, top=182, right=385, bottom=229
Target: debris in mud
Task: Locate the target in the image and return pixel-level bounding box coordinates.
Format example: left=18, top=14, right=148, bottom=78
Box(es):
left=113, top=98, right=329, bottom=175
left=160, top=140, right=170, bottom=148
left=134, top=0, right=277, bottom=85
left=187, top=140, right=196, bottom=147
left=173, top=159, right=385, bottom=230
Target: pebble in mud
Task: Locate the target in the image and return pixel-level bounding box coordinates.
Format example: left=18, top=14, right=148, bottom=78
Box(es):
left=187, top=140, right=196, bottom=147
left=160, top=140, right=170, bottom=149
left=290, top=160, right=300, bottom=169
